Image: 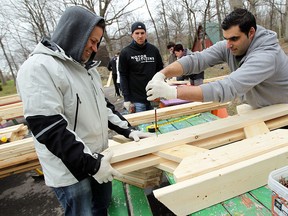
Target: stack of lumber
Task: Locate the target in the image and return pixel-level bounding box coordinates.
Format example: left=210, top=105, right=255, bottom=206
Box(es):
left=0, top=94, right=21, bottom=106
left=109, top=140, right=162, bottom=189
left=0, top=94, right=36, bottom=178
left=0, top=124, right=28, bottom=142
left=115, top=167, right=162, bottom=189
left=108, top=104, right=288, bottom=215
left=0, top=137, right=39, bottom=178
left=0, top=102, right=23, bottom=122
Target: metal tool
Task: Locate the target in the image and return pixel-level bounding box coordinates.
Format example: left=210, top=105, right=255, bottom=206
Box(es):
left=149, top=98, right=160, bottom=135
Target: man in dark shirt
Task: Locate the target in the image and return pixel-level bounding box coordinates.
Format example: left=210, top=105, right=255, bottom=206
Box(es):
left=119, top=22, right=164, bottom=113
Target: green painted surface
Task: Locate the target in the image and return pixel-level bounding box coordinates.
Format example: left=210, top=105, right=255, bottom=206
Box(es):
left=187, top=115, right=208, bottom=125
left=223, top=193, right=271, bottom=215
left=201, top=112, right=220, bottom=121
left=191, top=204, right=230, bottom=216
left=108, top=180, right=129, bottom=216
left=126, top=184, right=153, bottom=216
left=249, top=186, right=272, bottom=210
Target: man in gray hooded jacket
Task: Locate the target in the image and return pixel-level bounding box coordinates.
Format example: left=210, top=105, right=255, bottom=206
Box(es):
left=17, top=6, right=152, bottom=216
left=146, top=8, right=288, bottom=109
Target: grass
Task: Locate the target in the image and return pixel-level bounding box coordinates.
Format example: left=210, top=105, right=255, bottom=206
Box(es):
left=0, top=79, right=17, bottom=97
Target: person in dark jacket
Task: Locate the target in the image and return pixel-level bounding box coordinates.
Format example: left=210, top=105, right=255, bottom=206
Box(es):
left=174, top=43, right=204, bottom=85
left=119, top=21, right=164, bottom=113
left=107, top=52, right=121, bottom=97
left=167, top=41, right=177, bottom=65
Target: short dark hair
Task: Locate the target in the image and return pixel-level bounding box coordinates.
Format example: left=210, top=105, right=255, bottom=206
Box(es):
left=174, top=44, right=184, bottom=52
left=221, top=8, right=257, bottom=36
left=167, top=42, right=175, bottom=49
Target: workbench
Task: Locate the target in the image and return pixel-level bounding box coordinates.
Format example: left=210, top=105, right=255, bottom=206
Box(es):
left=108, top=112, right=273, bottom=215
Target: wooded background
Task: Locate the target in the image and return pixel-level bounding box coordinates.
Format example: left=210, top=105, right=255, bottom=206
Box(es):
left=0, top=0, right=288, bottom=85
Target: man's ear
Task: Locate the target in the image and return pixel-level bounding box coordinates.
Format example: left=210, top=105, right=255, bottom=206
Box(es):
left=249, top=27, right=256, bottom=39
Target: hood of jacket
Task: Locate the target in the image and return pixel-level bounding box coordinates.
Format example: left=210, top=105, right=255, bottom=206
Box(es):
left=51, top=6, right=105, bottom=65
left=245, top=25, right=279, bottom=57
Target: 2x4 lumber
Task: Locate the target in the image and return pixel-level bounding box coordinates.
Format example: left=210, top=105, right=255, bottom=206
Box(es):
left=153, top=145, right=288, bottom=216
left=243, top=121, right=269, bottom=138
left=191, top=115, right=288, bottom=149
left=112, top=154, right=162, bottom=174
left=0, top=160, right=40, bottom=178
left=0, top=102, right=23, bottom=111
left=123, top=101, right=229, bottom=126
left=0, top=106, right=24, bottom=120
left=153, top=144, right=208, bottom=163
left=173, top=129, right=288, bottom=182
left=155, top=160, right=178, bottom=173
left=115, top=175, right=160, bottom=189
left=237, top=104, right=271, bottom=138
left=108, top=104, right=288, bottom=164
left=0, top=94, right=21, bottom=106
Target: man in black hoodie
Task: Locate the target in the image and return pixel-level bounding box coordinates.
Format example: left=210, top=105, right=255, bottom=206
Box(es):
left=119, top=22, right=164, bottom=113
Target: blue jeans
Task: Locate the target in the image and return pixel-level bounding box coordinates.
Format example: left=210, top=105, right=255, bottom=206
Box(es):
left=52, top=176, right=112, bottom=216
left=134, top=102, right=152, bottom=113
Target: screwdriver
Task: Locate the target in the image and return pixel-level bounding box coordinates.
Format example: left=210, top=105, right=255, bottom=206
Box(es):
left=149, top=98, right=160, bottom=135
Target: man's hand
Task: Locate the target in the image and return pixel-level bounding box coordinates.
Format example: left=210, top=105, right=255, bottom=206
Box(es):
left=146, top=80, right=177, bottom=101
left=151, top=72, right=166, bottom=81
left=123, top=101, right=131, bottom=111
left=129, top=130, right=155, bottom=142
left=93, top=151, right=121, bottom=184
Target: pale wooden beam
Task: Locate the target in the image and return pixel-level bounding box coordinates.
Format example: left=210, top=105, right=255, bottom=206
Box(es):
left=153, top=145, right=288, bottom=215
left=173, top=129, right=288, bottom=182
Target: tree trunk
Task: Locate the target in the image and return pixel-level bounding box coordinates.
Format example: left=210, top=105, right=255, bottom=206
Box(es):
left=285, top=0, right=288, bottom=42
left=145, top=0, right=163, bottom=55
left=229, top=0, right=243, bottom=11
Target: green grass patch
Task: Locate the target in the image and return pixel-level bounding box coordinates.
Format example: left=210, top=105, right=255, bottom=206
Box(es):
left=0, top=79, right=17, bottom=97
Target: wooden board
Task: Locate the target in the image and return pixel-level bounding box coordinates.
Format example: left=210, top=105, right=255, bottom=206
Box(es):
left=173, top=129, right=288, bottom=182
left=108, top=104, right=288, bottom=164
left=153, top=146, right=288, bottom=215
left=123, top=101, right=229, bottom=126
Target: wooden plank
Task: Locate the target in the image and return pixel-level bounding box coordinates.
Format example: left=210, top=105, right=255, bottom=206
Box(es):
left=155, top=160, right=178, bottom=173
left=249, top=185, right=272, bottom=211
left=174, top=129, right=288, bottom=182
left=108, top=180, right=129, bottom=216
left=0, top=94, right=21, bottom=106
left=0, top=102, right=23, bottom=111
left=153, top=146, right=288, bottom=215
left=113, top=154, right=162, bottom=174
left=223, top=193, right=271, bottom=215
left=0, top=106, right=24, bottom=120
left=243, top=121, right=269, bottom=138
left=108, top=104, right=288, bottom=164
left=123, top=102, right=229, bottom=126
left=154, top=145, right=207, bottom=163
left=126, top=184, right=153, bottom=216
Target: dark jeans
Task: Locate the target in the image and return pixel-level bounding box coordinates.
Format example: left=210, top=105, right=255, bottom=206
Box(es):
left=112, top=73, right=121, bottom=96
left=52, top=176, right=112, bottom=216
left=134, top=102, right=152, bottom=112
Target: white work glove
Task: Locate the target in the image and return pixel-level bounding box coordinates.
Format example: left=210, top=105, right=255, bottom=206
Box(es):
left=123, top=101, right=131, bottom=111
left=93, top=151, right=121, bottom=184
left=129, top=130, right=155, bottom=142
left=146, top=80, right=177, bottom=101
left=151, top=72, right=166, bottom=81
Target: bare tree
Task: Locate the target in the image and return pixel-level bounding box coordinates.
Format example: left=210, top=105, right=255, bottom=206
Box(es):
left=0, top=37, right=13, bottom=85
left=285, top=0, right=288, bottom=41
left=229, top=0, right=243, bottom=10
left=144, top=0, right=163, bottom=55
